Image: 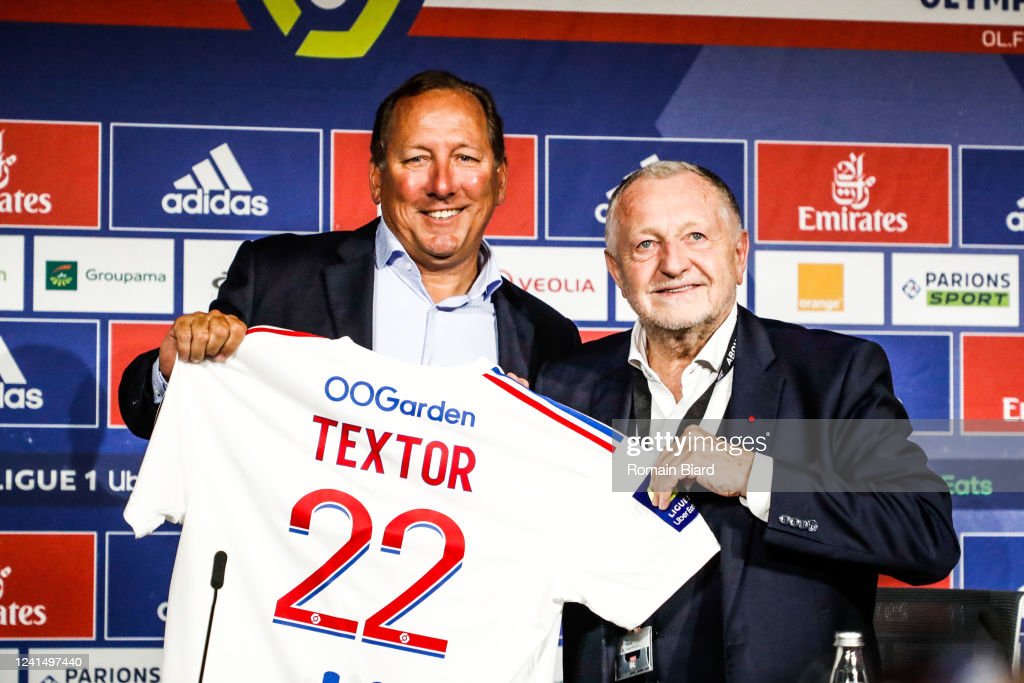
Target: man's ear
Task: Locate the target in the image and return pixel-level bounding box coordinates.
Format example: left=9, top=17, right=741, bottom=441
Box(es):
left=734, top=230, right=750, bottom=285
left=369, top=161, right=382, bottom=205
left=495, top=158, right=508, bottom=206
left=605, top=249, right=624, bottom=293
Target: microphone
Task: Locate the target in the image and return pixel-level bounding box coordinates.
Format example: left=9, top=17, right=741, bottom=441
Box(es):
left=198, top=551, right=228, bottom=683
left=210, top=551, right=227, bottom=590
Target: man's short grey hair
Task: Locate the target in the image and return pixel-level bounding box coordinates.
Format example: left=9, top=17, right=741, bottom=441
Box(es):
left=604, top=160, right=744, bottom=247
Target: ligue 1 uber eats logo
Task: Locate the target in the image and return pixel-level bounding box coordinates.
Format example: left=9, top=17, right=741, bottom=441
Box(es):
left=0, top=334, right=44, bottom=410
left=161, top=143, right=269, bottom=218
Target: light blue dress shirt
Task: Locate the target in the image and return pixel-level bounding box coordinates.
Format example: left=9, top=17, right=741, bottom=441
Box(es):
left=372, top=220, right=502, bottom=367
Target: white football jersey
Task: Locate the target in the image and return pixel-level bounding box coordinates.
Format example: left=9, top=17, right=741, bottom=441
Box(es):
left=125, top=327, right=719, bottom=683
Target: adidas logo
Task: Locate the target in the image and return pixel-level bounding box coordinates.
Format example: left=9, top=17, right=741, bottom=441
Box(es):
left=0, top=333, right=44, bottom=410
left=161, top=143, right=269, bottom=217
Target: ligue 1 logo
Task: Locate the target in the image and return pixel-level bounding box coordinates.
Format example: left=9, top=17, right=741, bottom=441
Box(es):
left=262, top=0, right=400, bottom=59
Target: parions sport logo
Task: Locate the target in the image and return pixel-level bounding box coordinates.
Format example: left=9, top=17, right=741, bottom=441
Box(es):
left=902, top=270, right=1012, bottom=307
left=161, top=143, right=269, bottom=218
left=0, top=333, right=43, bottom=410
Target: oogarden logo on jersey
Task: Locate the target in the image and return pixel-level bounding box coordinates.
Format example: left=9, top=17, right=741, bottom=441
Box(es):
left=0, top=533, right=95, bottom=639
left=757, top=142, right=950, bottom=245
left=324, top=375, right=477, bottom=428
left=111, top=124, right=322, bottom=233
left=0, top=320, right=99, bottom=427
left=0, top=121, right=100, bottom=229
left=45, top=261, right=77, bottom=290
left=162, top=143, right=269, bottom=217
left=547, top=137, right=745, bottom=240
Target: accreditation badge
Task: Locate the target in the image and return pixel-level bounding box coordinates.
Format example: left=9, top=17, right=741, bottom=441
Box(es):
left=614, top=625, right=654, bottom=680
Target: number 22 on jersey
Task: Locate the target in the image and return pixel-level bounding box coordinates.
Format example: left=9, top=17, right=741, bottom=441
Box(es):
left=272, top=488, right=465, bottom=658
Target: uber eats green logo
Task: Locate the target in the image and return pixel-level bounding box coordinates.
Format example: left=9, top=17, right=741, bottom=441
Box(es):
left=46, top=261, right=77, bottom=290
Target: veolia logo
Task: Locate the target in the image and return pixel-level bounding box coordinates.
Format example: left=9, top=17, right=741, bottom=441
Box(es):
left=262, top=0, right=400, bottom=58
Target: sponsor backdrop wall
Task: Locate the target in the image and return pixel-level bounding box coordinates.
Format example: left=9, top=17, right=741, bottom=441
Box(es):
left=2, top=0, right=1024, bottom=678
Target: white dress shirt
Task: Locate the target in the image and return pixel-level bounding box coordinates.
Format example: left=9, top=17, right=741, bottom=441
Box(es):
left=626, top=304, right=772, bottom=522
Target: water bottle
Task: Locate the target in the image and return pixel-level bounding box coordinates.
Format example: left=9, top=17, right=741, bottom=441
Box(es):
left=828, top=631, right=870, bottom=683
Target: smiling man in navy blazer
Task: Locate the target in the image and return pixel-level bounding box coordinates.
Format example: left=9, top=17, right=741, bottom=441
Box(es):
left=119, top=71, right=578, bottom=439
left=535, top=161, right=959, bottom=683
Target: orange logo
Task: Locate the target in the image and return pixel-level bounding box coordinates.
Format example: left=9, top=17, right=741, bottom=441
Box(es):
left=797, top=263, right=844, bottom=312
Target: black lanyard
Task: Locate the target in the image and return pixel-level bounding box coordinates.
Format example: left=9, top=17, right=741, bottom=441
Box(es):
left=630, top=326, right=737, bottom=427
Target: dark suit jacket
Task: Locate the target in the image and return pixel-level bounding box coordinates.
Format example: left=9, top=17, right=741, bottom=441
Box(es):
left=119, top=221, right=580, bottom=438
left=535, top=306, right=959, bottom=683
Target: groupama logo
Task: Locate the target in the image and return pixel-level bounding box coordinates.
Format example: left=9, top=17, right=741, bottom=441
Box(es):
left=262, top=0, right=400, bottom=58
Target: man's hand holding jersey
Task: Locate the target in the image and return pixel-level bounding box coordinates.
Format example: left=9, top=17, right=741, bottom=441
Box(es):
left=158, top=310, right=247, bottom=379
left=648, top=424, right=757, bottom=510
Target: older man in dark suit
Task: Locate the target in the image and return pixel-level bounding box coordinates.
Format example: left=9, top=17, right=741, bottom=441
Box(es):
left=535, top=161, right=959, bottom=683
left=119, top=71, right=579, bottom=438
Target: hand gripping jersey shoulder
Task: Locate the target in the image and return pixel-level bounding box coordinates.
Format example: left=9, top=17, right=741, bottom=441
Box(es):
left=125, top=327, right=719, bottom=683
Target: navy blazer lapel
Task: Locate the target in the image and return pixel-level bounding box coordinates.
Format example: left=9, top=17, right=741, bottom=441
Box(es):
left=588, top=365, right=634, bottom=427
left=724, top=307, right=783, bottom=424
left=323, top=223, right=376, bottom=349
left=719, top=306, right=784, bottom=628
left=493, top=283, right=531, bottom=378
left=589, top=334, right=634, bottom=425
